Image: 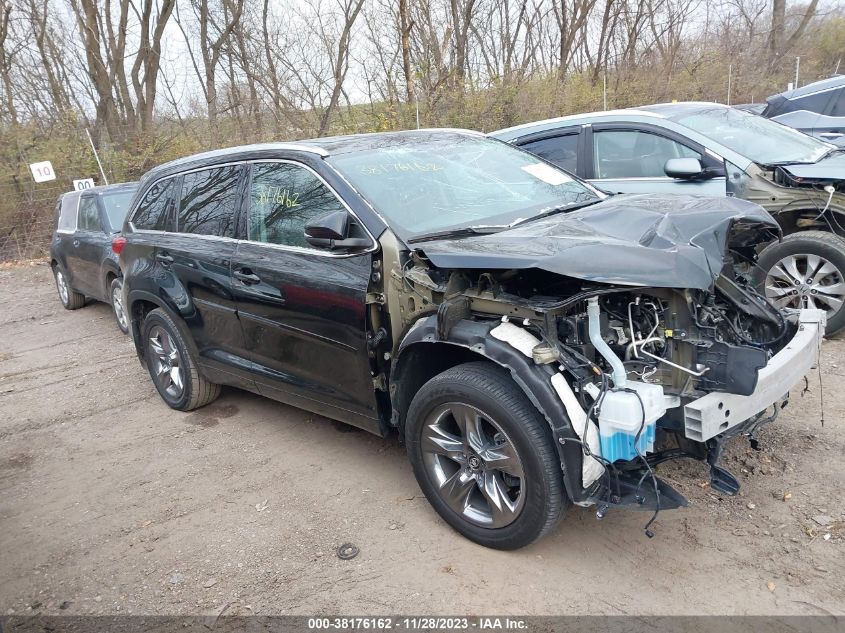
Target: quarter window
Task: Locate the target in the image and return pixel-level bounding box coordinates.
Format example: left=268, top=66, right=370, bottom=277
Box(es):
left=521, top=134, right=579, bottom=173
left=133, top=179, right=176, bottom=231
left=593, top=130, right=700, bottom=179
left=77, top=197, right=102, bottom=232
left=57, top=195, right=79, bottom=232
left=177, top=166, right=240, bottom=237
left=247, top=162, right=346, bottom=249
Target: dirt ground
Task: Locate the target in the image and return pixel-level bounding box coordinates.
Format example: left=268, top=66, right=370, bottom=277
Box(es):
left=0, top=260, right=843, bottom=617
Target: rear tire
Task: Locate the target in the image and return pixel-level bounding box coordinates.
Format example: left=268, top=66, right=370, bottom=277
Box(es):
left=405, top=361, right=566, bottom=550
left=53, top=265, right=85, bottom=310
left=141, top=308, right=220, bottom=411
left=109, top=277, right=129, bottom=335
left=754, top=231, right=845, bottom=336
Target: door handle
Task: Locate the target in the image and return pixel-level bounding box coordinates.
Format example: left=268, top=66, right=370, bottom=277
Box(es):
left=233, top=268, right=261, bottom=285
left=73, top=239, right=80, bottom=247
left=819, top=132, right=843, bottom=139
left=156, top=252, right=174, bottom=265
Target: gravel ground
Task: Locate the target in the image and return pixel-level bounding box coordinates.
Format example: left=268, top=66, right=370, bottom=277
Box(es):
left=0, top=260, right=843, bottom=617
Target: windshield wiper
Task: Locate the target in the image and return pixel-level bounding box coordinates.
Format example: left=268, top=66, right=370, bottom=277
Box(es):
left=407, top=225, right=507, bottom=243
left=509, top=198, right=602, bottom=228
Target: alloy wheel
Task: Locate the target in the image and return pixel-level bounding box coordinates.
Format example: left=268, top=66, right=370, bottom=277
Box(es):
left=112, top=282, right=128, bottom=331
left=55, top=270, right=69, bottom=304
left=420, top=402, right=525, bottom=528
left=148, top=325, right=184, bottom=399
left=765, top=253, right=845, bottom=318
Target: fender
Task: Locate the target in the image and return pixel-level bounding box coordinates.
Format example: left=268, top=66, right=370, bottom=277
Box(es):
left=126, top=288, right=184, bottom=362
left=391, top=315, right=593, bottom=504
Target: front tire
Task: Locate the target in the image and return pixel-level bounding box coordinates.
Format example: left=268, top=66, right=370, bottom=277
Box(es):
left=405, top=361, right=566, bottom=550
left=754, top=231, right=845, bottom=336
left=141, top=308, right=220, bottom=411
left=109, top=277, right=129, bottom=335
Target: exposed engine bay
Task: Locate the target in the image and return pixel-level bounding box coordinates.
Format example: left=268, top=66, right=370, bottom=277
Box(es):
left=374, top=200, right=827, bottom=537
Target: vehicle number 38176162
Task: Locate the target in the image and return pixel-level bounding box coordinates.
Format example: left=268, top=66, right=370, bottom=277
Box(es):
left=257, top=186, right=300, bottom=208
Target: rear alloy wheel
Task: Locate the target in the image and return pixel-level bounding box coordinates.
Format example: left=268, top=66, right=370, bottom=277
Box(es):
left=53, top=266, right=85, bottom=310
left=406, top=362, right=566, bottom=549
left=110, top=278, right=129, bottom=335
left=142, top=308, right=220, bottom=411
left=755, top=231, right=845, bottom=336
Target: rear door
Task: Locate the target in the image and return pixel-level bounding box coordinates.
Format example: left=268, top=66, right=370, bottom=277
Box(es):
left=52, top=192, right=81, bottom=277
left=230, top=159, right=380, bottom=431
left=65, top=194, right=105, bottom=296
left=586, top=123, right=726, bottom=196
left=151, top=164, right=254, bottom=389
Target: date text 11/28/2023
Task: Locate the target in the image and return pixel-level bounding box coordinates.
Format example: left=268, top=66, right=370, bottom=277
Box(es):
left=307, top=617, right=528, bottom=630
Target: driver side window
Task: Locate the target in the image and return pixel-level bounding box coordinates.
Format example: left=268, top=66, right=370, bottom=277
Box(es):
left=248, top=162, right=346, bottom=249
left=593, top=130, right=700, bottom=179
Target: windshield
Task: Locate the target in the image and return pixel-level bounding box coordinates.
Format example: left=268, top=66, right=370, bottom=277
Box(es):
left=671, top=106, right=832, bottom=165
left=102, top=190, right=136, bottom=231
left=328, top=135, right=603, bottom=240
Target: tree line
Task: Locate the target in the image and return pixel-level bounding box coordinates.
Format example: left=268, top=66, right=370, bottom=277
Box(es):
left=0, top=0, right=841, bottom=149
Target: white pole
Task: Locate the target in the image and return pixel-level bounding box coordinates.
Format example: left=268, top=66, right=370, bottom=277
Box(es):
left=603, top=72, right=607, bottom=111
left=413, top=83, right=420, bottom=130
left=727, top=64, right=732, bottom=105
left=795, top=56, right=800, bottom=89
left=85, top=128, right=109, bottom=186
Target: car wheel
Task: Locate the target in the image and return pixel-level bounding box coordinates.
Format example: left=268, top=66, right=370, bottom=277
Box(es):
left=53, top=265, right=85, bottom=310
left=405, top=361, right=566, bottom=549
left=141, top=308, right=221, bottom=411
left=109, top=277, right=129, bottom=335
left=754, top=230, right=845, bottom=336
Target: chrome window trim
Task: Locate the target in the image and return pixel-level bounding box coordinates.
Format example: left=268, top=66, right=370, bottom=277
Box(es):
left=591, top=176, right=727, bottom=182
left=239, top=158, right=378, bottom=259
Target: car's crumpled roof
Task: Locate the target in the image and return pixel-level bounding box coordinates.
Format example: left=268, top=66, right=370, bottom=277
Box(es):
left=415, top=193, right=779, bottom=291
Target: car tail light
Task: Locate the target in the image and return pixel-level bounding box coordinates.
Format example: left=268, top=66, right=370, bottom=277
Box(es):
left=111, top=235, right=126, bottom=255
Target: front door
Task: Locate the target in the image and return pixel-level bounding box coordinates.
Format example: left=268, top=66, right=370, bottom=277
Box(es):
left=587, top=125, right=727, bottom=196
left=230, top=160, right=380, bottom=432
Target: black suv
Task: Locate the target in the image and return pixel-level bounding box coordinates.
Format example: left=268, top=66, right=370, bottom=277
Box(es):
left=120, top=131, right=823, bottom=549
left=50, top=182, right=138, bottom=333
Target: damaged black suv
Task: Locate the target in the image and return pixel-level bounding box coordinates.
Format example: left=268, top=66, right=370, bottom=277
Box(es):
left=120, top=131, right=824, bottom=549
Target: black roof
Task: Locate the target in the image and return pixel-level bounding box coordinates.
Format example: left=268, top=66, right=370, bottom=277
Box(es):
left=143, top=129, right=484, bottom=184
left=772, top=75, right=845, bottom=101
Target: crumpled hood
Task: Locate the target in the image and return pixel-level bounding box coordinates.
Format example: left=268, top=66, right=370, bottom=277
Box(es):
left=777, top=152, right=845, bottom=182
left=416, top=193, right=779, bottom=291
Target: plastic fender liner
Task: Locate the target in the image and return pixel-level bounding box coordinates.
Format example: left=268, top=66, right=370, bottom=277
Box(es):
left=392, top=315, right=594, bottom=505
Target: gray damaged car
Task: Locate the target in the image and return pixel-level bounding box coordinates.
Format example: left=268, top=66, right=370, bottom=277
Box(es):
left=493, top=103, right=845, bottom=335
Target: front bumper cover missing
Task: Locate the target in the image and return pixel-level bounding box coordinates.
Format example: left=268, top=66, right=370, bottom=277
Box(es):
left=683, top=308, right=826, bottom=443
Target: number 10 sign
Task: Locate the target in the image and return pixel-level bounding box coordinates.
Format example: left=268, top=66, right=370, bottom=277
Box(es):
left=29, top=161, right=56, bottom=183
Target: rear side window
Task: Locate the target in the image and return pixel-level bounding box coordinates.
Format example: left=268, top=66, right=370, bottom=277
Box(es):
left=56, top=195, right=79, bottom=232
left=827, top=89, right=845, bottom=117
left=790, top=90, right=833, bottom=115
left=133, top=179, right=176, bottom=231
left=521, top=134, right=579, bottom=173
left=247, top=162, right=346, bottom=249
left=177, top=166, right=240, bottom=237
left=77, top=197, right=102, bottom=232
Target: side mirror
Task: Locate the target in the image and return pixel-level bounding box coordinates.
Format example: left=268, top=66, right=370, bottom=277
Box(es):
left=304, top=210, right=371, bottom=250
left=664, top=157, right=705, bottom=180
